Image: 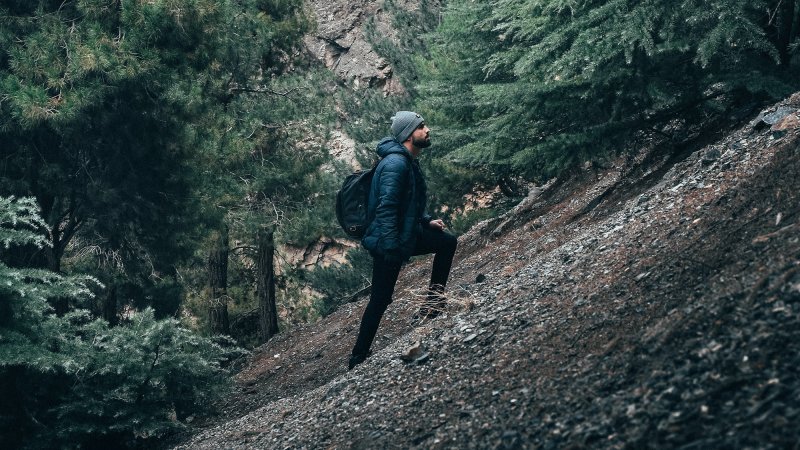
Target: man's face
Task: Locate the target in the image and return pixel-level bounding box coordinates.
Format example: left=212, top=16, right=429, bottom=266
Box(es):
left=410, top=122, right=431, bottom=148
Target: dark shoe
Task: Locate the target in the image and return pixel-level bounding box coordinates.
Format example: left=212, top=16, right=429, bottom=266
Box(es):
left=411, top=306, right=443, bottom=325
left=420, top=285, right=446, bottom=320
left=348, top=353, right=368, bottom=370
left=417, top=297, right=445, bottom=321
left=418, top=307, right=441, bottom=320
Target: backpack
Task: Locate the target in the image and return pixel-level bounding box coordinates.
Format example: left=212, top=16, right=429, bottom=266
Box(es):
left=336, top=152, right=412, bottom=239
left=335, top=166, right=376, bottom=239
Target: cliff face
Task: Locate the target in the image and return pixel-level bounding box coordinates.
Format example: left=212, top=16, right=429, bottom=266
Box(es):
left=303, top=0, right=405, bottom=94
left=178, top=92, right=800, bottom=448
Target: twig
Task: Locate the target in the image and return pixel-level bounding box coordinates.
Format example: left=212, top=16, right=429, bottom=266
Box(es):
left=751, top=222, right=798, bottom=244
left=231, top=245, right=258, bottom=252
left=340, top=284, right=371, bottom=304
left=767, top=0, right=784, bottom=26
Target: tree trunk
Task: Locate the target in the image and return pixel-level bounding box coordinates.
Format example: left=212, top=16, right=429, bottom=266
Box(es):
left=256, top=227, right=279, bottom=343
left=102, top=284, right=119, bottom=326
left=775, top=0, right=798, bottom=66
left=791, top=0, right=800, bottom=62
left=208, top=226, right=230, bottom=335
left=0, top=366, right=25, bottom=449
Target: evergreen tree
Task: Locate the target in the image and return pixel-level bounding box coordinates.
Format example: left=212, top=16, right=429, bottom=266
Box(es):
left=0, top=197, right=238, bottom=448
left=422, top=0, right=800, bottom=181
left=0, top=1, right=223, bottom=318
left=0, top=0, right=316, bottom=320
left=174, top=1, right=335, bottom=343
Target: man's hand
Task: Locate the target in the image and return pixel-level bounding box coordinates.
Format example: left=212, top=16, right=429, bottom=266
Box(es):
left=428, top=219, right=445, bottom=231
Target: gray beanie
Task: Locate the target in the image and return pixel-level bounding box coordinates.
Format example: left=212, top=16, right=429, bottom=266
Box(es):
left=391, top=111, right=424, bottom=143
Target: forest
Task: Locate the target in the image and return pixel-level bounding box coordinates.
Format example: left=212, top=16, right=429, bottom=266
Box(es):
left=1, top=0, right=798, bottom=447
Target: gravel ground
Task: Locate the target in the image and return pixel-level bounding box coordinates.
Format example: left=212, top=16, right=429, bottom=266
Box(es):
left=175, top=94, right=800, bottom=449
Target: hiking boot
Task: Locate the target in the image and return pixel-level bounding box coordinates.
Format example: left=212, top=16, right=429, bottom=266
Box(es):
left=348, top=352, right=368, bottom=370
left=420, top=285, right=446, bottom=319
left=417, top=295, right=445, bottom=321
left=411, top=304, right=445, bottom=326
left=417, top=307, right=442, bottom=320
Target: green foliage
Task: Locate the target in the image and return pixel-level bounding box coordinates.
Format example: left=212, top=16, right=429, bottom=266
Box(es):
left=0, top=0, right=234, bottom=284
left=337, top=87, right=408, bottom=146
left=449, top=206, right=504, bottom=236
left=306, top=249, right=373, bottom=317
left=421, top=155, right=504, bottom=224
left=0, top=197, right=238, bottom=448
left=0, top=196, right=48, bottom=251
left=421, top=0, right=800, bottom=181
left=50, top=309, right=239, bottom=445
left=0, top=0, right=345, bottom=341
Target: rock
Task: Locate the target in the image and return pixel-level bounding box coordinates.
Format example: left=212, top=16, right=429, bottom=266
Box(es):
left=463, top=333, right=478, bottom=343
left=751, top=106, right=787, bottom=131
left=302, top=0, right=405, bottom=94
left=771, top=113, right=800, bottom=132
left=401, top=341, right=424, bottom=362
left=765, top=107, right=796, bottom=124
left=702, top=147, right=720, bottom=165
left=414, top=352, right=430, bottom=365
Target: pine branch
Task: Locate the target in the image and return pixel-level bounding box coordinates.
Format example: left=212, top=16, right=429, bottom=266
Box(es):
left=228, top=86, right=297, bottom=96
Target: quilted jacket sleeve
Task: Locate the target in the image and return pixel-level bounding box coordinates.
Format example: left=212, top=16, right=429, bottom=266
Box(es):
left=421, top=212, right=433, bottom=228
left=373, top=154, right=409, bottom=258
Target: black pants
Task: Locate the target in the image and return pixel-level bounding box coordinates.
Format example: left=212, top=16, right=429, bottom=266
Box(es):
left=351, top=228, right=458, bottom=357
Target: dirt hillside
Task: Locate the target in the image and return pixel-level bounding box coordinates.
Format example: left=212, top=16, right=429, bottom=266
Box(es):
left=177, top=94, right=800, bottom=449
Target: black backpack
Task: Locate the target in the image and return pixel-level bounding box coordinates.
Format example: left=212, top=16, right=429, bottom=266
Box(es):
left=335, top=151, right=413, bottom=238
left=335, top=166, right=376, bottom=238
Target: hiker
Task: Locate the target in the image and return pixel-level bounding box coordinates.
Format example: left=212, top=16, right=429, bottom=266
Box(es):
left=349, top=111, right=458, bottom=370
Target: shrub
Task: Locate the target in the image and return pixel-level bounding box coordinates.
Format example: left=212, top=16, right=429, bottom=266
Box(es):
left=0, top=197, right=240, bottom=449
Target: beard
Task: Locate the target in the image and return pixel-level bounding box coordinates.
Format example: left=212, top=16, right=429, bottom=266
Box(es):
left=412, top=135, right=431, bottom=148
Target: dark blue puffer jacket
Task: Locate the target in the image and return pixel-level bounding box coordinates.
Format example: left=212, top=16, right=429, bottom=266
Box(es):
left=361, top=137, right=432, bottom=262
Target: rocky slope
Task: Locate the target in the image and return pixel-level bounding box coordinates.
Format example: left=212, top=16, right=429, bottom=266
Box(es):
left=177, top=95, right=800, bottom=449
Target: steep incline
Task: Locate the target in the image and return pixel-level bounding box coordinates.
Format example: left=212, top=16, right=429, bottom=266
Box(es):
left=178, top=95, right=800, bottom=449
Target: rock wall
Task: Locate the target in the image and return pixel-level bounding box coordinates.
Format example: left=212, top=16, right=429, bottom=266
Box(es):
left=303, top=0, right=404, bottom=94
left=282, top=237, right=358, bottom=270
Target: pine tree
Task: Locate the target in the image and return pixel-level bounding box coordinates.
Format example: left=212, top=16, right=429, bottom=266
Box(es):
left=0, top=0, right=318, bottom=320
left=0, top=196, right=239, bottom=448
left=256, top=227, right=279, bottom=343
left=0, top=0, right=235, bottom=315
left=421, top=0, right=800, bottom=181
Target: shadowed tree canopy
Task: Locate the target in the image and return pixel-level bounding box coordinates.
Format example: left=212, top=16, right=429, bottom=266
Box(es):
left=0, top=0, right=312, bottom=314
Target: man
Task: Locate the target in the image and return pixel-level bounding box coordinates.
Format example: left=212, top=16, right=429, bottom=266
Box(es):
left=349, top=111, right=458, bottom=370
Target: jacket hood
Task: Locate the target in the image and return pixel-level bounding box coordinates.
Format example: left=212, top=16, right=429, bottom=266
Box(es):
left=376, top=137, right=413, bottom=159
